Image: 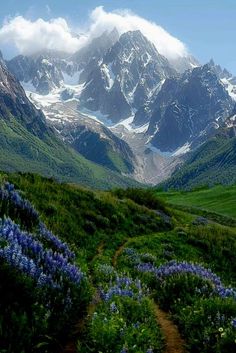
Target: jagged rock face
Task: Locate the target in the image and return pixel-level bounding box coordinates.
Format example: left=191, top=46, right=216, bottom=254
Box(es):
left=103, top=30, right=175, bottom=106
left=168, top=55, right=200, bottom=73
left=5, top=30, right=120, bottom=96
left=208, top=59, right=236, bottom=101
left=0, top=58, right=47, bottom=138
left=80, top=30, right=176, bottom=122
left=79, top=68, right=132, bottom=122
left=145, top=64, right=234, bottom=151
left=4, top=28, right=235, bottom=183
left=50, top=116, right=135, bottom=173
left=6, top=51, right=77, bottom=95
left=74, top=28, right=120, bottom=84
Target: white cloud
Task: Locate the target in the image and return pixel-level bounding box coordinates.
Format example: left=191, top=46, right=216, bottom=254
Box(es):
left=0, top=16, right=81, bottom=55
left=87, top=7, right=188, bottom=60
left=0, top=6, right=188, bottom=59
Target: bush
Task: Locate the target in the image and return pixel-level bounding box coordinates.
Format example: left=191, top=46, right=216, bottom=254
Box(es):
left=113, top=188, right=168, bottom=213
left=176, top=297, right=236, bottom=353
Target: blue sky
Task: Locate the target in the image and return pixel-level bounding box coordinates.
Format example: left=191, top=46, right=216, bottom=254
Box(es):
left=0, top=0, right=235, bottom=73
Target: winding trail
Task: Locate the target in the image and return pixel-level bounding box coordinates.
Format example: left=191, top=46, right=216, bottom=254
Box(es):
left=64, top=237, right=186, bottom=353
left=112, top=241, right=127, bottom=267
left=154, top=305, right=185, bottom=353
left=112, top=239, right=185, bottom=353
left=63, top=296, right=99, bottom=353
left=62, top=242, right=104, bottom=353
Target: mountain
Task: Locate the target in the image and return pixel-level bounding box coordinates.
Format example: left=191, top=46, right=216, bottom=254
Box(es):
left=162, top=109, right=236, bottom=189
left=0, top=57, right=139, bottom=188
left=74, top=28, right=120, bottom=83
left=4, top=29, right=236, bottom=186
left=6, top=29, right=120, bottom=96
left=26, top=87, right=136, bottom=174
left=168, top=54, right=200, bottom=73
left=208, top=58, right=236, bottom=100
left=137, top=64, right=234, bottom=152
left=6, top=51, right=69, bottom=95
left=79, top=30, right=176, bottom=122
left=48, top=111, right=136, bottom=174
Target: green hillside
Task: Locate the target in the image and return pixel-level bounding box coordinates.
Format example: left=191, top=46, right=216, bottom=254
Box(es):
left=1, top=174, right=236, bottom=353
left=0, top=116, right=138, bottom=189
left=163, top=136, right=236, bottom=190
left=157, top=184, right=236, bottom=219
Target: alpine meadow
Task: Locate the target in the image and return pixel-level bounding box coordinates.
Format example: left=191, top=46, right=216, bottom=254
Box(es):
left=0, top=2, right=235, bottom=353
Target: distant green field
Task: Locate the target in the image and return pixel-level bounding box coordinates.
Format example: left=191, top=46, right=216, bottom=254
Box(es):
left=157, top=185, right=236, bottom=219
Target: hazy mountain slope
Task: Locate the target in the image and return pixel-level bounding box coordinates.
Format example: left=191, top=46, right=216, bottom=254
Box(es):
left=0, top=57, right=138, bottom=188
left=142, top=64, right=234, bottom=152
left=80, top=30, right=176, bottom=122
left=162, top=136, right=236, bottom=189
left=51, top=113, right=136, bottom=174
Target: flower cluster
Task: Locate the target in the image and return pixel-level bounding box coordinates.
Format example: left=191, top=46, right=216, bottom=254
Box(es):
left=136, top=259, right=236, bottom=299
left=124, top=248, right=140, bottom=262
left=231, top=318, right=236, bottom=328
left=124, top=248, right=156, bottom=265
left=100, top=275, right=144, bottom=302
left=0, top=182, right=39, bottom=221
left=98, top=264, right=115, bottom=276
left=39, top=222, right=75, bottom=260
left=0, top=218, right=83, bottom=289
left=125, top=248, right=236, bottom=300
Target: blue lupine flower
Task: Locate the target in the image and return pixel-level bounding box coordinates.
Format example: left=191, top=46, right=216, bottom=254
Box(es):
left=39, top=222, right=75, bottom=259
left=110, top=302, right=118, bottom=313
left=231, top=318, right=236, bottom=328
left=100, top=273, right=145, bottom=302
left=120, top=348, right=128, bottom=353
left=136, top=258, right=236, bottom=299
left=0, top=182, right=39, bottom=221
left=0, top=218, right=83, bottom=288
left=133, top=322, right=140, bottom=329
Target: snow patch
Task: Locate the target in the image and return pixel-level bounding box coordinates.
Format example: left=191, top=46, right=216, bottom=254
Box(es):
left=146, top=143, right=172, bottom=157
left=101, top=63, right=115, bottom=90
left=221, top=77, right=236, bottom=101
left=143, top=52, right=151, bottom=67
left=146, top=142, right=191, bottom=157
left=21, top=80, right=36, bottom=93
left=113, top=115, right=149, bottom=134
left=79, top=107, right=114, bottom=126
left=172, top=142, right=191, bottom=156
left=27, top=89, right=61, bottom=107
left=62, top=70, right=82, bottom=86
left=41, top=58, right=52, bottom=66
left=114, top=115, right=134, bottom=131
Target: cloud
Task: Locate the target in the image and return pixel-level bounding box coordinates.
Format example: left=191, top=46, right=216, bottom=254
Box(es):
left=0, top=6, right=188, bottom=59
left=87, top=7, right=188, bottom=60
left=0, top=16, right=82, bottom=55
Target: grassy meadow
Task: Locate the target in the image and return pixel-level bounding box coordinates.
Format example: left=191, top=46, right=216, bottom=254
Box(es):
left=0, top=173, right=235, bottom=353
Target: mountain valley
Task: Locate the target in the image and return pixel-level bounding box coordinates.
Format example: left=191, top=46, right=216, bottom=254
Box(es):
left=4, top=27, right=235, bottom=187
left=0, top=4, right=236, bottom=353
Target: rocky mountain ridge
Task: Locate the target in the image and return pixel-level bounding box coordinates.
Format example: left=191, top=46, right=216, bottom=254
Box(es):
left=4, top=28, right=236, bottom=185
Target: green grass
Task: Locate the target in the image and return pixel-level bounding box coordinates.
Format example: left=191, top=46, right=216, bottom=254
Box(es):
left=1, top=174, right=236, bottom=353
left=1, top=173, right=167, bottom=263
left=0, top=117, right=139, bottom=189
left=162, top=136, right=236, bottom=190
left=157, top=185, right=236, bottom=219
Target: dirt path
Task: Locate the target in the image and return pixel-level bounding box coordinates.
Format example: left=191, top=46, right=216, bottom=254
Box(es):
left=112, top=241, right=127, bottom=267
left=63, top=293, right=100, bottom=353
left=62, top=242, right=104, bottom=353
left=154, top=305, right=185, bottom=353
left=112, top=239, right=185, bottom=353
left=92, top=241, right=104, bottom=262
